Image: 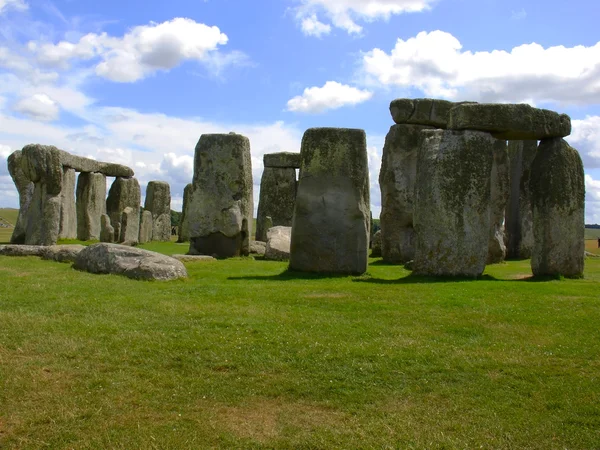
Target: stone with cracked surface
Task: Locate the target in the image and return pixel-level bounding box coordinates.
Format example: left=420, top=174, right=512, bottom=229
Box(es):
left=76, top=172, right=107, bottom=241
left=390, top=98, right=475, bottom=128
left=255, top=167, right=297, bottom=242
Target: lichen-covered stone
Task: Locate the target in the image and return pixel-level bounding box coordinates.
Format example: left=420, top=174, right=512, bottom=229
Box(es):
left=265, top=226, right=291, bottom=261
left=76, top=172, right=107, bottom=241
left=249, top=240, right=266, bottom=255
left=448, top=103, right=571, bottom=140
left=188, top=133, right=253, bottom=258
left=487, top=142, right=510, bottom=264
left=379, top=124, right=434, bottom=263
left=290, top=128, right=370, bottom=275
left=0, top=244, right=44, bottom=257
left=7, top=150, right=33, bottom=244
left=530, top=138, right=584, bottom=278
left=100, top=214, right=115, bottom=243
left=389, top=98, right=469, bottom=128
left=58, top=150, right=134, bottom=177
left=59, top=167, right=77, bottom=239
left=263, top=152, right=302, bottom=168
left=144, top=181, right=171, bottom=242
left=413, top=130, right=498, bottom=277
left=255, top=167, right=297, bottom=242
left=107, top=177, right=141, bottom=243
left=371, top=230, right=382, bottom=257
left=138, top=210, right=153, bottom=244
left=40, top=244, right=85, bottom=263
left=505, top=140, right=538, bottom=259
left=177, top=183, right=193, bottom=243
left=119, top=207, right=139, bottom=244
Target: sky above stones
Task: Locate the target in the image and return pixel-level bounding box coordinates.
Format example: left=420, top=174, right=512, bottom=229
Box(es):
left=0, top=0, right=599, bottom=222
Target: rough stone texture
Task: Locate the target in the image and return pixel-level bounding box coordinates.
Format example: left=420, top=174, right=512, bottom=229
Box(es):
left=506, top=140, right=538, bottom=259
left=0, top=244, right=44, bottom=257
left=390, top=98, right=471, bottom=128
left=249, top=241, right=266, bottom=255
left=530, top=138, right=585, bottom=278
left=255, top=167, right=297, bottom=242
left=138, top=210, right=153, bottom=244
left=40, top=244, right=86, bottom=263
left=371, top=230, right=382, bottom=257
left=188, top=133, right=253, bottom=258
left=177, top=183, right=192, bottom=243
left=265, top=226, right=291, bottom=261
left=100, top=214, right=115, bottom=243
left=413, top=130, right=499, bottom=277
left=73, top=243, right=188, bottom=281
left=172, top=254, right=216, bottom=262
left=119, top=207, right=139, bottom=243
left=7, top=150, right=34, bottom=244
left=290, top=128, right=370, bottom=275
left=487, top=142, right=510, bottom=264
left=144, top=181, right=171, bottom=242
left=263, top=152, right=302, bottom=168
left=76, top=172, right=107, bottom=241
left=58, top=150, right=133, bottom=177
left=59, top=167, right=77, bottom=239
left=448, top=103, right=571, bottom=140
left=379, top=124, right=434, bottom=263
left=107, top=177, right=141, bottom=243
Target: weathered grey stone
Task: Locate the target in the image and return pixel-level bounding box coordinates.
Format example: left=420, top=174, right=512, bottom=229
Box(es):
left=448, top=103, right=571, bottom=140
left=0, top=244, right=44, bottom=256
left=172, top=254, right=216, bottom=262
left=20, top=144, right=62, bottom=195
left=263, top=152, right=302, bottom=168
left=59, top=167, right=77, bottom=239
left=290, top=128, right=370, bottom=275
left=119, top=207, right=139, bottom=243
left=144, top=181, right=171, bottom=242
left=379, top=124, right=434, bottom=263
left=530, top=138, right=585, bottom=278
left=177, top=183, right=193, bottom=243
left=58, top=150, right=134, bottom=177
left=390, top=98, right=470, bottom=128
left=100, top=214, right=115, bottom=243
left=188, top=133, right=253, bottom=258
left=138, top=210, right=153, bottom=244
left=7, top=150, right=34, bottom=244
left=76, top=172, right=107, bottom=241
left=265, top=226, right=291, bottom=261
left=106, top=177, right=141, bottom=243
left=505, top=140, right=538, bottom=259
left=487, top=142, right=510, bottom=264
left=413, top=130, right=500, bottom=277
left=371, top=230, right=382, bottom=257
left=73, top=243, right=188, bottom=281
left=249, top=240, right=266, bottom=255
left=255, top=167, right=297, bottom=242
left=40, top=244, right=86, bottom=263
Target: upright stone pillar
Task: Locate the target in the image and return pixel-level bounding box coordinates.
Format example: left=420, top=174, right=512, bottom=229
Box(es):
left=177, top=183, right=192, bottom=243
left=59, top=167, right=77, bottom=239
left=290, top=128, right=370, bottom=275
left=487, top=142, right=510, bottom=264
left=505, top=140, right=537, bottom=259
left=76, top=172, right=107, bottom=241
left=144, top=181, right=171, bottom=242
left=413, top=130, right=500, bottom=277
left=106, top=177, right=141, bottom=243
left=188, top=133, right=253, bottom=257
left=138, top=210, right=153, bottom=244
left=7, top=150, right=34, bottom=244
left=530, top=138, right=584, bottom=278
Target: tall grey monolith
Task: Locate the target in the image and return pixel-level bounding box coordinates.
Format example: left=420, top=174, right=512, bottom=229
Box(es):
left=76, top=172, right=107, bottom=241
left=144, top=181, right=171, bottom=242
left=290, top=128, right=370, bottom=275
left=7, top=150, right=33, bottom=244
left=487, top=142, right=510, bottom=264
left=177, top=183, right=192, bottom=243
left=138, top=210, right=153, bottom=244
left=59, top=167, right=77, bottom=239
left=530, top=138, right=585, bottom=278
left=188, top=133, right=253, bottom=257
left=107, top=177, right=141, bottom=243
left=413, top=130, right=500, bottom=277
left=100, top=214, right=115, bottom=243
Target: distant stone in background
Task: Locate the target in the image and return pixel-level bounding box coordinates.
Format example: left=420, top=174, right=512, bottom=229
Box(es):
left=487, top=141, right=510, bottom=264
left=256, top=162, right=297, bottom=242
left=7, top=150, right=33, bottom=244
left=249, top=240, right=266, bottom=256
left=371, top=230, right=382, bottom=257
left=59, top=167, right=77, bottom=239
left=188, top=133, right=253, bottom=258
left=530, top=138, right=585, bottom=278
left=119, top=207, right=139, bottom=244
left=76, top=172, right=107, bottom=241
left=144, top=181, right=171, bottom=242
left=264, top=226, right=291, bottom=261
left=107, top=177, right=141, bottom=243
left=177, top=183, right=193, bottom=243
left=100, top=214, right=115, bottom=243
left=138, top=210, right=153, bottom=244
left=262, top=152, right=302, bottom=168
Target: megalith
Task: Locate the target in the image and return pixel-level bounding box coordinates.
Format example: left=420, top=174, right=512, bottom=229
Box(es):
left=290, top=127, right=370, bottom=275
left=106, top=177, right=141, bottom=243
left=7, top=150, right=33, bottom=244
left=487, top=142, right=510, bottom=264
left=177, top=183, right=192, bottom=243
left=413, top=130, right=500, bottom=277
left=119, top=207, right=138, bottom=244
left=59, top=167, right=77, bottom=239
left=505, top=140, right=538, bottom=259
left=530, top=138, right=585, bottom=278
left=76, top=172, right=107, bottom=241
left=188, top=133, right=253, bottom=257
left=100, top=214, right=115, bottom=243
left=144, top=181, right=171, bottom=242
left=379, top=124, right=434, bottom=263
left=138, top=210, right=153, bottom=244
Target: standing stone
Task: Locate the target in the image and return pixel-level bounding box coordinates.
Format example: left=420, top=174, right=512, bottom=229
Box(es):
left=413, top=130, right=500, bottom=277
left=138, top=210, right=153, bottom=244
left=177, top=183, right=193, bottom=243
left=59, top=167, right=77, bottom=239
left=188, top=133, right=253, bottom=257
left=76, top=172, right=107, bottom=241
left=506, top=140, right=538, bottom=259
left=255, top=167, right=297, bottom=242
left=379, top=124, right=434, bottom=264
left=264, top=226, right=292, bottom=261
left=530, top=138, right=585, bottom=278
left=371, top=230, right=382, bottom=257
left=119, top=207, right=139, bottom=243
left=100, top=214, right=115, bottom=243
left=106, top=177, right=141, bottom=243
left=487, top=142, right=510, bottom=264
left=144, top=181, right=171, bottom=242
left=7, top=150, right=34, bottom=244
left=290, top=128, right=370, bottom=275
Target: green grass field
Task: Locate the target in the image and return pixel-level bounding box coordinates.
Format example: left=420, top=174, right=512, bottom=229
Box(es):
left=1, top=245, right=599, bottom=448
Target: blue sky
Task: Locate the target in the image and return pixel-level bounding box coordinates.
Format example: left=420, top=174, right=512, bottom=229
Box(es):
left=1, top=0, right=599, bottom=222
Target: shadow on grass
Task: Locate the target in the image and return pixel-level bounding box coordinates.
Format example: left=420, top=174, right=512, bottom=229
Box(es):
left=355, top=273, right=567, bottom=284
left=228, top=268, right=365, bottom=282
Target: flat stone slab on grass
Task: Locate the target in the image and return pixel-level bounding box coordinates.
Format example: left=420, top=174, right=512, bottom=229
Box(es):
left=0, top=245, right=45, bottom=257
left=41, top=245, right=86, bottom=263
left=448, top=103, right=571, bottom=140
left=73, top=243, right=188, bottom=281
left=172, top=254, right=216, bottom=263
left=265, top=226, right=291, bottom=261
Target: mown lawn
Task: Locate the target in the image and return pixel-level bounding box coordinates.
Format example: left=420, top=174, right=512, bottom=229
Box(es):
left=1, top=249, right=599, bottom=449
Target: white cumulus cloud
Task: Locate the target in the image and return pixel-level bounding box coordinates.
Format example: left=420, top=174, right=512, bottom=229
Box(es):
left=13, top=93, right=59, bottom=121
left=569, top=116, right=600, bottom=169
left=287, top=81, right=373, bottom=113
left=0, top=0, right=27, bottom=14
left=301, top=14, right=332, bottom=37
